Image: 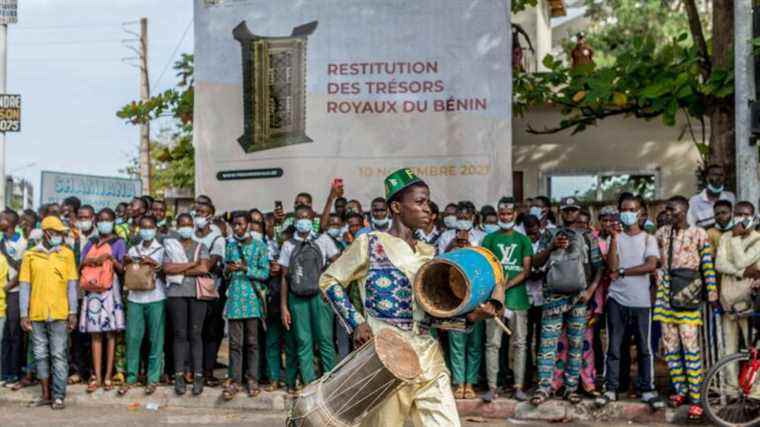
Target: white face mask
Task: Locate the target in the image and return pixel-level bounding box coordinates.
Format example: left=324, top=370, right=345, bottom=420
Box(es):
left=194, top=216, right=209, bottom=230
left=372, top=217, right=390, bottom=228
left=250, top=231, right=263, bottom=241
left=77, top=220, right=93, bottom=233
left=455, top=219, right=473, bottom=231
left=498, top=220, right=515, bottom=230
left=443, top=215, right=457, bottom=229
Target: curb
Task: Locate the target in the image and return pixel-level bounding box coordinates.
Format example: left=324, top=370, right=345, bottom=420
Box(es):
left=0, top=385, right=688, bottom=423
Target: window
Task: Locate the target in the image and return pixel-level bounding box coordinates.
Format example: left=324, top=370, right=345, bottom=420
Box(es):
left=546, top=171, right=658, bottom=203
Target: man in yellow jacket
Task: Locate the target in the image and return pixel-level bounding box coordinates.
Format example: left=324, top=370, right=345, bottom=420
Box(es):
left=19, top=216, right=78, bottom=410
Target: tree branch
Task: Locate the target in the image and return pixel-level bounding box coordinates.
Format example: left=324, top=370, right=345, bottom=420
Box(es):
left=683, top=0, right=711, bottom=80
left=526, top=106, right=661, bottom=135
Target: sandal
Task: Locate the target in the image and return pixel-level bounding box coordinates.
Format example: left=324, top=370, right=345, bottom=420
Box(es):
left=86, top=378, right=99, bottom=394
left=247, top=380, right=261, bottom=398
left=29, top=398, right=51, bottom=408
left=453, top=384, right=465, bottom=399
left=564, top=390, right=582, bottom=404
left=463, top=384, right=477, bottom=399
left=104, top=380, right=113, bottom=391
left=530, top=390, right=550, bottom=406
left=264, top=381, right=280, bottom=392
left=11, top=376, right=36, bottom=391
left=669, top=394, right=686, bottom=408
left=222, top=382, right=239, bottom=401
left=206, top=375, right=221, bottom=388
left=145, top=383, right=157, bottom=396
left=117, top=384, right=130, bottom=397
left=51, top=398, right=65, bottom=410
left=687, top=404, right=703, bottom=420
left=68, top=374, right=82, bottom=385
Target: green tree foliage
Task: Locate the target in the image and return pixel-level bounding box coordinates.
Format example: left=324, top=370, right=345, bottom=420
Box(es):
left=117, top=54, right=194, bottom=196
left=514, top=0, right=736, bottom=182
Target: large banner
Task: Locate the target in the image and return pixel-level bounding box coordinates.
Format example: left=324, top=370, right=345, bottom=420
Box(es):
left=40, top=171, right=141, bottom=211
left=194, top=0, right=512, bottom=211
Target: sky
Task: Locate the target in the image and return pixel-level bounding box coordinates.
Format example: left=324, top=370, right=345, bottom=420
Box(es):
left=9, top=0, right=194, bottom=201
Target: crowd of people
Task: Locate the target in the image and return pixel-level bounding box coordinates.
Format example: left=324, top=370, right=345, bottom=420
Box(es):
left=0, top=163, right=750, bottom=421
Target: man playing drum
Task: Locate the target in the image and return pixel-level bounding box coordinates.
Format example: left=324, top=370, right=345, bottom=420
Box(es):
left=319, top=168, right=498, bottom=426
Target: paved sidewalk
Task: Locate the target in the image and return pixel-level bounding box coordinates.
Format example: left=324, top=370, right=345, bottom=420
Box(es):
left=0, top=384, right=693, bottom=424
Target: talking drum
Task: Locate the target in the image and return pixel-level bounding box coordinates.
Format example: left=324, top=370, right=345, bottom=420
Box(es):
left=287, top=328, right=422, bottom=427
left=414, top=247, right=505, bottom=318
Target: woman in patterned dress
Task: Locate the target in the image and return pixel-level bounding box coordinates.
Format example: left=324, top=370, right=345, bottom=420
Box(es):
left=79, top=208, right=126, bottom=393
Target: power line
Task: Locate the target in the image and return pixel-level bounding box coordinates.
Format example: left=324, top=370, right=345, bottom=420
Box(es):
left=152, top=19, right=192, bottom=90
left=12, top=23, right=123, bottom=31
left=14, top=39, right=125, bottom=46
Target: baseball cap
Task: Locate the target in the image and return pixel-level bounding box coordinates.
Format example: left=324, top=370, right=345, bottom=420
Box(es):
left=559, top=197, right=581, bottom=211
left=41, top=216, right=69, bottom=232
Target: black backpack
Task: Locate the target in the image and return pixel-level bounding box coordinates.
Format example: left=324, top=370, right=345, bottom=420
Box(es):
left=286, top=238, right=324, bottom=297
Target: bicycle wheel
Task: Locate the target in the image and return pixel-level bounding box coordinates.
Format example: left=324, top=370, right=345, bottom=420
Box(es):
left=702, top=352, right=760, bottom=427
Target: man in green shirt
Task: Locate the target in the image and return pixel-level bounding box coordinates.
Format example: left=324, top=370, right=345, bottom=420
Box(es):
left=481, top=197, right=533, bottom=402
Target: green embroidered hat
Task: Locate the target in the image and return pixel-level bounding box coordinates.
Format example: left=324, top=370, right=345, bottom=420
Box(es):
left=384, top=168, right=424, bottom=201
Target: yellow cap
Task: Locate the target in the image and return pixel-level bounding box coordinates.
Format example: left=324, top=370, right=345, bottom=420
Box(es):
left=41, top=216, right=69, bottom=232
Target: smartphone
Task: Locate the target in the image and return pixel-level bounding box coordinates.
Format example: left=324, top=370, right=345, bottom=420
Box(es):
left=332, top=178, right=343, bottom=188
left=274, top=200, right=283, bottom=210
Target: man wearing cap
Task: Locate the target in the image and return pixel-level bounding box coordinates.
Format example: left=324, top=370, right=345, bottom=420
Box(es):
left=529, top=197, right=603, bottom=406
left=319, top=169, right=498, bottom=426
left=18, top=216, right=79, bottom=410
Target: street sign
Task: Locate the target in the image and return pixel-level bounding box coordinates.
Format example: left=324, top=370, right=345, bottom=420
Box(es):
left=40, top=171, right=142, bottom=210
left=0, top=0, right=17, bottom=25
left=0, top=94, right=19, bottom=132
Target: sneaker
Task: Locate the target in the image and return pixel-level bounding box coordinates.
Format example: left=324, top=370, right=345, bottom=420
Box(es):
left=481, top=388, right=497, bottom=403
left=174, top=373, right=186, bottom=396
left=192, top=374, right=204, bottom=396
left=595, top=390, right=616, bottom=408
left=514, top=388, right=528, bottom=402
left=642, top=392, right=665, bottom=410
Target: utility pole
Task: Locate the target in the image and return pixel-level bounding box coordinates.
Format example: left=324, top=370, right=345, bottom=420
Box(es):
left=735, top=1, right=759, bottom=202
left=0, top=22, right=7, bottom=208
left=139, top=17, right=151, bottom=196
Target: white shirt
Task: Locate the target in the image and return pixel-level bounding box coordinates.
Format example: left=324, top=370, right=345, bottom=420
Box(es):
left=278, top=232, right=339, bottom=268
left=688, top=189, right=736, bottom=228
left=2, top=232, right=27, bottom=293
left=436, top=228, right=486, bottom=254
left=127, top=239, right=166, bottom=304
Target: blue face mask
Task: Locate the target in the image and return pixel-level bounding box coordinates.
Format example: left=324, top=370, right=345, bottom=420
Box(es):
left=97, top=221, right=114, bottom=235
left=48, top=234, right=63, bottom=247
left=295, top=218, right=313, bottom=234
left=177, top=226, right=194, bottom=240
left=529, top=207, right=543, bottom=219
left=483, top=224, right=500, bottom=234
left=115, top=217, right=125, bottom=226
left=327, top=227, right=342, bottom=238
left=620, top=211, right=638, bottom=227
left=140, top=228, right=156, bottom=242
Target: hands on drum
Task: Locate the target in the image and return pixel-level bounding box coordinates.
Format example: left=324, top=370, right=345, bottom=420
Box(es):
left=353, top=322, right=373, bottom=346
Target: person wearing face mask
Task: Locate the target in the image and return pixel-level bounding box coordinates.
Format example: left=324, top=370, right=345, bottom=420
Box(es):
left=221, top=212, right=269, bottom=400
left=324, top=213, right=347, bottom=251
left=78, top=208, right=127, bottom=395
left=436, top=201, right=486, bottom=400
left=277, top=205, right=339, bottom=394
left=437, top=201, right=485, bottom=254
left=653, top=196, right=718, bottom=421
left=192, top=202, right=227, bottom=389
left=687, top=164, right=736, bottom=228
left=715, top=201, right=760, bottom=389
left=19, top=216, right=79, bottom=410
left=596, top=195, right=664, bottom=410
left=118, top=215, right=165, bottom=397
left=356, top=197, right=392, bottom=237
left=0, top=210, right=26, bottom=388
left=529, top=196, right=556, bottom=232
left=706, top=200, right=733, bottom=253
left=441, top=203, right=458, bottom=231
left=162, top=213, right=211, bottom=396
left=480, top=197, right=533, bottom=402
left=482, top=211, right=500, bottom=235
left=150, top=200, right=174, bottom=243
left=530, top=197, right=603, bottom=407
left=69, top=205, right=97, bottom=386
left=343, top=213, right=365, bottom=245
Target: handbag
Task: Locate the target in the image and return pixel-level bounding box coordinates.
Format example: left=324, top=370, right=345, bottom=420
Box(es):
left=124, top=246, right=160, bottom=291
left=81, top=240, right=115, bottom=293
left=545, top=231, right=588, bottom=294
left=667, top=227, right=703, bottom=311
left=194, top=243, right=219, bottom=301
